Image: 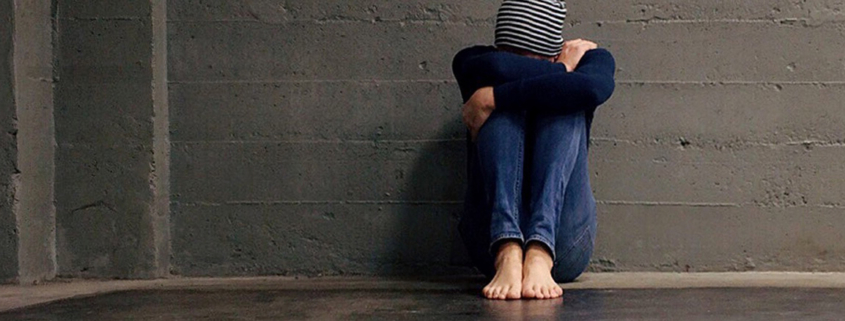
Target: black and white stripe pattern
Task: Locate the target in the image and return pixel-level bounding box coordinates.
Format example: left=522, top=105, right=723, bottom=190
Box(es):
left=495, top=0, right=567, bottom=57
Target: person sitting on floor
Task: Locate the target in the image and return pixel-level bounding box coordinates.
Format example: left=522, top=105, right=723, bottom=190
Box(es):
left=452, top=0, right=616, bottom=300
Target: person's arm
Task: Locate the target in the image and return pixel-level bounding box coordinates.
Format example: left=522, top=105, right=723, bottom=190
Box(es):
left=465, top=48, right=617, bottom=113
left=452, top=45, right=497, bottom=102
left=462, top=50, right=568, bottom=86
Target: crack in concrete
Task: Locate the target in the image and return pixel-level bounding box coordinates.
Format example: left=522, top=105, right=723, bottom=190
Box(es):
left=69, top=201, right=117, bottom=215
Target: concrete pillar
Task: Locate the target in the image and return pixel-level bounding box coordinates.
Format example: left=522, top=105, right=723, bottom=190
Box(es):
left=0, top=0, right=58, bottom=285
left=54, top=0, right=170, bottom=279
left=13, top=0, right=58, bottom=284
left=0, top=0, right=19, bottom=283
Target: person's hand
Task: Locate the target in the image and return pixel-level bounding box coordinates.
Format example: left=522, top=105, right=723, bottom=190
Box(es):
left=556, top=39, right=598, bottom=72
left=463, top=87, right=495, bottom=142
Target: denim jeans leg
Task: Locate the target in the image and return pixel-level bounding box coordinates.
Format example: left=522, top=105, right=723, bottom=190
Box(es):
left=550, top=114, right=597, bottom=283
left=476, top=109, right=526, bottom=253
left=523, top=111, right=586, bottom=259
left=459, top=109, right=526, bottom=278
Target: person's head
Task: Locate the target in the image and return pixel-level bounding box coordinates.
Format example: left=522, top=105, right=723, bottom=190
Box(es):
left=494, top=0, right=567, bottom=61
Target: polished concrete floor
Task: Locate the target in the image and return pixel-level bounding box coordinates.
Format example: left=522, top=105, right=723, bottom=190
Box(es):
left=2, top=286, right=844, bottom=320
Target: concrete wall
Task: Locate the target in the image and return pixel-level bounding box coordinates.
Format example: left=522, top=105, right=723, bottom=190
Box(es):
left=0, top=0, right=56, bottom=285
left=54, top=0, right=170, bottom=279
left=0, top=0, right=20, bottom=282
left=13, top=0, right=57, bottom=285
left=572, top=1, right=845, bottom=272
left=168, top=0, right=845, bottom=276
left=1, top=0, right=843, bottom=280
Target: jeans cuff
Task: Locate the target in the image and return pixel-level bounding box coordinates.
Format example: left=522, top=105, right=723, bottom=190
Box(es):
left=525, top=235, right=556, bottom=261
left=489, top=233, right=524, bottom=256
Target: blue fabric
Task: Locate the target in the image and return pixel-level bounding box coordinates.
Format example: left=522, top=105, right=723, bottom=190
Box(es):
left=452, top=45, right=615, bottom=282
left=452, top=46, right=616, bottom=142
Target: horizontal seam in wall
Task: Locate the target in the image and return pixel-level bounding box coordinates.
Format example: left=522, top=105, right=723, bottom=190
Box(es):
left=167, top=139, right=845, bottom=149
left=616, top=81, right=845, bottom=86
left=170, top=139, right=464, bottom=145
left=164, top=18, right=845, bottom=25
left=169, top=201, right=845, bottom=209
left=166, top=19, right=494, bottom=25
left=168, top=79, right=456, bottom=84
left=591, top=138, right=845, bottom=148
left=166, top=80, right=845, bottom=85
left=58, top=17, right=149, bottom=21
left=173, top=200, right=463, bottom=206
left=597, top=201, right=739, bottom=208
left=604, top=18, right=843, bottom=25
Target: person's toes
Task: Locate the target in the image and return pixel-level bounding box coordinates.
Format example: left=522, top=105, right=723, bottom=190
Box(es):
left=498, top=288, right=508, bottom=300
left=497, top=288, right=507, bottom=300
left=508, top=287, right=520, bottom=300
left=528, top=285, right=540, bottom=298
left=543, top=287, right=552, bottom=299
left=522, top=286, right=533, bottom=298
left=482, top=286, right=491, bottom=298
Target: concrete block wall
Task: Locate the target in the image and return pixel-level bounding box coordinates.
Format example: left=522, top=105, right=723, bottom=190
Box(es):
left=168, top=0, right=845, bottom=276
left=53, top=0, right=170, bottom=279
left=570, top=1, right=845, bottom=272
left=167, top=1, right=485, bottom=276
left=1, top=0, right=57, bottom=284
left=3, top=0, right=844, bottom=281
left=12, top=0, right=57, bottom=284
left=1, top=0, right=19, bottom=282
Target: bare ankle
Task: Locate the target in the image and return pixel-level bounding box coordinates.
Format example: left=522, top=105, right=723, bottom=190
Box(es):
left=525, top=242, right=553, bottom=266
left=494, top=241, right=523, bottom=265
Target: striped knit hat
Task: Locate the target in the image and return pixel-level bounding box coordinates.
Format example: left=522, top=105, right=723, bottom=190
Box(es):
left=494, top=0, right=567, bottom=57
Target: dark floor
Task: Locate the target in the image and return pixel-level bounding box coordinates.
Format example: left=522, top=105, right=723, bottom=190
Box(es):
left=2, top=287, right=844, bottom=320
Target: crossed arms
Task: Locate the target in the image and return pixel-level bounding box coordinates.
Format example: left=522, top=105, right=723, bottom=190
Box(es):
left=452, top=44, right=617, bottom=139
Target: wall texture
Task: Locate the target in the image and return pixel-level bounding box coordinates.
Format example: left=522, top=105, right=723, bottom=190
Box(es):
left=5, top=0, right=843, bottom=280
left=0, top=0, right=20, bottom=282
left=167, top=0, right=845, bottom=276
left=13, top=0, right=57, bottom=284
left=53, top=0, right=170, bottom=279
left=571, top=0, right=845, bottom=272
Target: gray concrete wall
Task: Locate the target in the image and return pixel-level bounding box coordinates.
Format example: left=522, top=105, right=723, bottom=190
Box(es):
left=13, top=0, right=57, bottom=284
left=0, top=0, right=20, bottom=282
left=161, top=0, right=842, bottom=276
left=54, top=0, right=170, bottom=279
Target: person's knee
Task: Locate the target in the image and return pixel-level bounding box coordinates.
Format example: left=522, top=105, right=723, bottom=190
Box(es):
left=478, top=109, right=525, bottom=135
left=551, top=237, right=594, bottom=283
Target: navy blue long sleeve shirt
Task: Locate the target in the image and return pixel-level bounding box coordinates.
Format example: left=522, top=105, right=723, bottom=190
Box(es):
left=452, top=46, right=616, bottom=140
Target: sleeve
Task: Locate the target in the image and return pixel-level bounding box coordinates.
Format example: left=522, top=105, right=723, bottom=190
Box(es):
left=451, top=46, right=497, bottom=102
left=493, top=49, right=617, bottom=113
left=461, top=50, right=569, bottom=86
left=463, top=48, right=617, bottom=113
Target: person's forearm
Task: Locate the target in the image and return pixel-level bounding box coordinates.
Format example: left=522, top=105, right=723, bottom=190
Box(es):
left=462, top=51, right=568, bottom=87
left=455, top=46, right=617, bottom=113
left=452, top=46, right=497, bottom=102
left=492, top=49, right=616, bottom=113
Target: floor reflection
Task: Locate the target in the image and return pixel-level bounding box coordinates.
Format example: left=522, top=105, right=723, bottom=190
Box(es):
left=481, top=297, right=565, bottom=320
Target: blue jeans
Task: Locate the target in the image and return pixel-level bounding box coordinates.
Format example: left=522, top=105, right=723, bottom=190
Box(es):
left=459, top=109, right=597, bottom=283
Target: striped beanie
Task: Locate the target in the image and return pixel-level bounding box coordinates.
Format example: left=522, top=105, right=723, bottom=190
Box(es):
left=494, top=0, right=567, bottom=57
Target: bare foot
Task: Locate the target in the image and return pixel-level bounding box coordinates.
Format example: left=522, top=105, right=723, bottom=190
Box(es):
left=522, top=242, right=563, bottom=299
left=482, top=241, right=523, bottom=300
